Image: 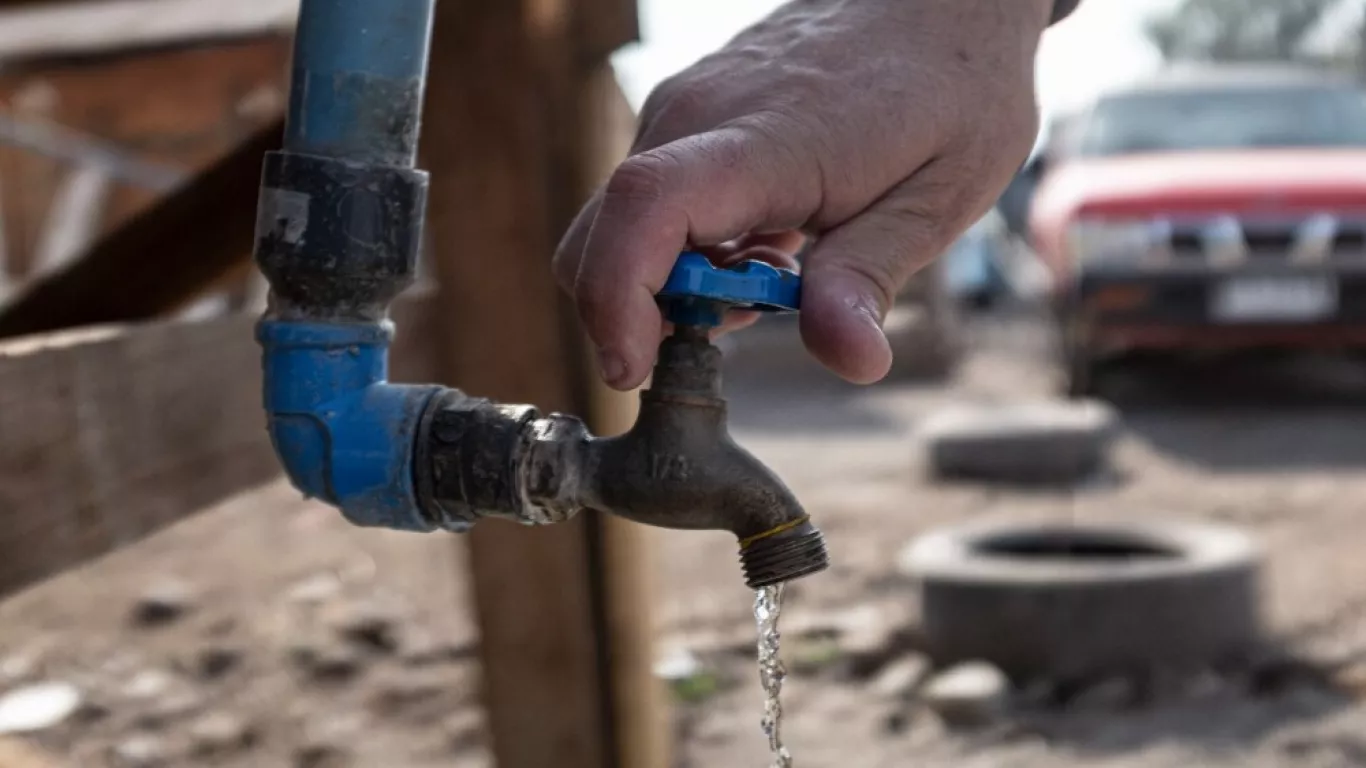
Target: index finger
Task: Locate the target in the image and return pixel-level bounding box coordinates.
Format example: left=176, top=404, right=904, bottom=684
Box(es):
left=575, top=123, right=818, bottom=389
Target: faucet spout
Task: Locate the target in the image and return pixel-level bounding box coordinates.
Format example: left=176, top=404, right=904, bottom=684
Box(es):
left=524, top=327, right=830, bottom=588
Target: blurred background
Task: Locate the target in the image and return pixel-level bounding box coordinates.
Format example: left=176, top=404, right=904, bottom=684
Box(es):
left=4, top=0, right=1366, bottom=767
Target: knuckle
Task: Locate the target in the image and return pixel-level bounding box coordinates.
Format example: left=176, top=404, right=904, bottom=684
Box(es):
left=603, top=153, right=675, bottom=206
left=637, top=75, right=718, bottom=148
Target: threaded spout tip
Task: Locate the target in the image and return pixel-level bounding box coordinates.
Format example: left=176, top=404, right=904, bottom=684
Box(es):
left=739, top=521, right=830, bottom=589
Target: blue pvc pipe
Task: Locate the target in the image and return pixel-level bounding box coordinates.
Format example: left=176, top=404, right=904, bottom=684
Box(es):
left=259, top=322, right=440, bottom=531
left=285, top=0, right=436, bottom=166
left=257, top=0, right=440, bottom=531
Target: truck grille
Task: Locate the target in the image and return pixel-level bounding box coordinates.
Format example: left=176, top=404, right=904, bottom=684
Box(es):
left=1165, top=215, right=1366, bottom=264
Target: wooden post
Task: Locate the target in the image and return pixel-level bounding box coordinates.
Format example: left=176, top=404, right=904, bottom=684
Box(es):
left=422, top=1, right=665, bottom=767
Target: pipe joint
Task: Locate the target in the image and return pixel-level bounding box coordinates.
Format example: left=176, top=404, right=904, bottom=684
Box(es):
left=255, top=151, right=428, bottom=322
left=258, top=320, right=440, bottom=532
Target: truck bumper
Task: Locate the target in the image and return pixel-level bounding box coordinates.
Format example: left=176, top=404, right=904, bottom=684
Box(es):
left=1067, top=266, right=1366, bottom=353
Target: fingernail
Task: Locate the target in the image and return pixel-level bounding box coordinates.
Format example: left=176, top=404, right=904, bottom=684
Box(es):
left=597, top=348, right=628, bottom=386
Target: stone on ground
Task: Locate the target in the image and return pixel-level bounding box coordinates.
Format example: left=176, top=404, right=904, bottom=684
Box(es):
left=921, top=662, right=1009, bottom=728
left=0, top=682, right=83, bottom=734
left=188, top=711, right=256, bottom=756
left=110, top=735, right=166, bottom=767
left=919, top=400, right=1119, bottom=483
left=131, top=581, right=198, bottom=627
left=870, top=655, right=930, bottom=699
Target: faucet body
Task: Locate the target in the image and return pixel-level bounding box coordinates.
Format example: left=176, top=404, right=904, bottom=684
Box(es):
left=253, top=0, right=828, bottom=587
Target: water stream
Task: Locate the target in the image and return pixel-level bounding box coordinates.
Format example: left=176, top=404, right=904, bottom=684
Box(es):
left=755, top=584, right=792, bottom=768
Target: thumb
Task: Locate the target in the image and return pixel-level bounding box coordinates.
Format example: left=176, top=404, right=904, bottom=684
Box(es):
left=800, top=189, right=960, bottom=384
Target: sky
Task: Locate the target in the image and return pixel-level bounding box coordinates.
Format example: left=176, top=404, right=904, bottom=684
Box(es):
left=612, top=0, right=1184, bottom=119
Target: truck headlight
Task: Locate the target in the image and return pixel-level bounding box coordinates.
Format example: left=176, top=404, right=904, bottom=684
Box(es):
left=1068, top=219, right=1167, bottom=267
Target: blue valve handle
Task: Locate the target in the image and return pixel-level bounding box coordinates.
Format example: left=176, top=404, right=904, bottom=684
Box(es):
left=657, top=252, right=802, bottom=328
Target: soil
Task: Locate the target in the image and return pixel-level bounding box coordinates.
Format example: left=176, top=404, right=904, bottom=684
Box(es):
left=5, top=307, right=1366, bottom=767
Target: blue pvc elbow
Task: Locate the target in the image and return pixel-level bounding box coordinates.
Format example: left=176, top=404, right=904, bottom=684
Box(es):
left=258, top=320, right=441, bottom=532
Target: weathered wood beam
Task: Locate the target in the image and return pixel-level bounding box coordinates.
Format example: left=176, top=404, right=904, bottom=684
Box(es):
left=0, top=119, right=280, bottom=339
left=0, top=0, right=296, bottom=68
left=0, top=289, right=437, bottom=600
left=424, top=0, right=659, bottom=766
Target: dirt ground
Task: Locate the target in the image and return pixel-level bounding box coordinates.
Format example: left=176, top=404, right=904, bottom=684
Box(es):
left=6, top=306, right=1366, bottom=767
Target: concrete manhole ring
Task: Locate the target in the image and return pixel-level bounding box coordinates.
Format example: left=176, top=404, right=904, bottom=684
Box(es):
left=901, top=520, right=1263, bottom=682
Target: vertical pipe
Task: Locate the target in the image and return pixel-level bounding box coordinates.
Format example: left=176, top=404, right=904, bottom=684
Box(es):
left=286, top=0, right=437, bottom=167
left=254, top=0, right=441, bottom=532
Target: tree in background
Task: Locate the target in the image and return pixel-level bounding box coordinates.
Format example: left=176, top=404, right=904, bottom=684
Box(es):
left=1145, top=0, right=1354, bottom=70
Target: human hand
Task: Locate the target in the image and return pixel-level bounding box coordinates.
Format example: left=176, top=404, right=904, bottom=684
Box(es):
left=554, top=0, right=1052, bottom=390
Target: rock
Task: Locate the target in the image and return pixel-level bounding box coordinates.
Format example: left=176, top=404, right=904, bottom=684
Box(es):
left=653, top=648, right=703, bottom=682
left=444, top=709, right=486, bottom=752
left=399, top=633, right=477, bottom=668
left=326, top=602, right=401, bottom=655
left=195, top=646, right=243, bottom=680
left=871, top=656, right=931, bottom=699
left=290, top=640, right=364, bottom=684
left=922, top=662, right=1009, bottom=729
left=110, top=735, right=167, bottom=767
left=918, top=400, right=1119, bottom=483
left=294, top=743, right=351, bottom=768
left=285, top=573, right=343, bottom=606
left=189, top=712, right=256, bottom=756
left=122, top=670, right=174, bottom=701
left=1068, top=676, right=1136, bottom=711
left=0, top=682, right=83, bottom=733
left=839, top=627, right=910, bottom=682
left=881, top=708, right=912, bottom=735
left=131, top=581, right=197, bottom=627
left=134, top=689, right=205, bottom=730
left=368, top=673, right=448, bottom=714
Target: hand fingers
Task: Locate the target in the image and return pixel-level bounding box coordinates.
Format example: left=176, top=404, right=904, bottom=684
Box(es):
left=800, top=172, right=970, bottom=384
left=575, top=123, right=819, bottom=389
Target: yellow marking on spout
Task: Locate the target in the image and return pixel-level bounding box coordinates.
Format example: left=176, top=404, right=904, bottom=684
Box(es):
left=739, top=516, right=810, bottom=551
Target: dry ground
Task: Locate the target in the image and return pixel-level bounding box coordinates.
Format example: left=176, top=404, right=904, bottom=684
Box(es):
left=5, top=307, right=1366, bottom=767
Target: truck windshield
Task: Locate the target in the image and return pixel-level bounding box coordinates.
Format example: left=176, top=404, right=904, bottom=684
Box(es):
left=1078, top=86, right=1366, bottom=157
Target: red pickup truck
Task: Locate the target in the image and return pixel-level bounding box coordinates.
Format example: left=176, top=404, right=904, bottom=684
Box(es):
left=1027, top=66, right=1366, bottom=396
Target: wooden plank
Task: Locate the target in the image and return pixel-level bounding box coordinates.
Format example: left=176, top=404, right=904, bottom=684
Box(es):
left=0, top=0, right=296, bottom=66
left=0, top=288, right=438, bottom=600
left=0, top=119, right=281, bottom=339
left=424, top=1, right=658, bottom=767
